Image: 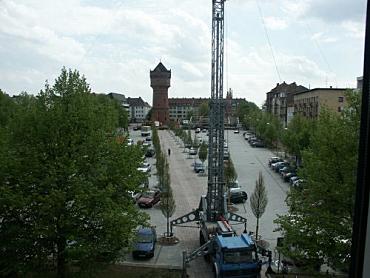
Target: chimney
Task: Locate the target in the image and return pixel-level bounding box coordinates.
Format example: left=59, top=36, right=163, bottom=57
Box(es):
left=330, top=86, right=332, bottom=89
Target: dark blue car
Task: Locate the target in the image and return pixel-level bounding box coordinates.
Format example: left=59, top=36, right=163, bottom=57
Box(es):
left=132, top=227, right=157, bottom=258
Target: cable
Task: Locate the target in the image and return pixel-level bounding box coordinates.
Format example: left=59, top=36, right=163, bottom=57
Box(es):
left=255, top=0, right=282, bottom=83
left=304, top=22, right=338, bottom=87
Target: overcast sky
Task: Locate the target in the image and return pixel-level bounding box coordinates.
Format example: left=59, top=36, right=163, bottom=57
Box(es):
left=0, top=0, right=367, bottom=106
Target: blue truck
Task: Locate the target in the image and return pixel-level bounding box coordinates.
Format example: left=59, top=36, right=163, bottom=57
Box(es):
left=213, top=233, right=261, bottom=277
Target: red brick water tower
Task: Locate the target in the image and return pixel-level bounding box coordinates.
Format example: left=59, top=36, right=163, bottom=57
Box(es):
left=150, top=62, right=171, bottom=125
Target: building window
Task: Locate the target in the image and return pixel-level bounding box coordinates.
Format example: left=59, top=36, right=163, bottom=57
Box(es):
left=338, top=96, right=344, bottom=102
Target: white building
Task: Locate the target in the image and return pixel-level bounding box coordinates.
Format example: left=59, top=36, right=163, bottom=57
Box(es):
left=126, top=97, right=151, bottom=123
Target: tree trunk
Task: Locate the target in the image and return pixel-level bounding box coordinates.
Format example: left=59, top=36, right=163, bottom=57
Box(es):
left=167, top=215, right=170, bottom=236
left=57, top=235, right=66, bottom=278
left=255, top=217, right=259, bottom=242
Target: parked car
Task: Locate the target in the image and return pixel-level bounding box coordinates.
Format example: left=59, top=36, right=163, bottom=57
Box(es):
left=234, top=129, right=239, bottom=134
left=142, top=141, right=151, bottom=147
left=268, top=157, right=283, bottom=167
left=195, top=128, right=201, bottom=133
left=292, top=179, right=305, bottom=187
left=133, top=125, right=141, bottom=131
left=272, top=161, right=288, bottom=171
left=289, top=176, right=300, bottom=185
left=275, top=162, right=290, bottom=173
left=129, top=191, right=142, bottom=204
left=228, top=180, right=241, bottom=193
left=193, top=160, right=205, bottom=173
left=223, top=151, right=230, bottom=160
left=127, top=138, right=134, bottom=146
left=283, top=172, right=297, bottom=182
left=189, top=147, right=197, bottom=155
left=230, top=190, right=248, bottom=204
left=251, top=140, right=265, bottom=148
left=132, top=227, right=157, bottom=258
left=137, top=190, right=160, bottom=208
left=145, top=136, right=152, bottom=142
left=248, top=136, right=258, bottom=142
left=138, top=162, right=151, bottom=173
left=145, top=148, right=155, bottom=157
left=279, top=166, right=293, bottom=176
left=202, top=129, right=207, bottom=133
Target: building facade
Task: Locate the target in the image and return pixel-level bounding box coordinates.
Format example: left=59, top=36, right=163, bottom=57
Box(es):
left=150, top=62, right=171, bottom=125
left=266, top=82, right=308, bottom=126
left=126, top=97, right=151, bottom=122
left=293, top=88, right=349, bottom=119
left=168, top=98, right=208, bottom=121
left=168, top=96, right=246, bottom=125
left=107, top=92, right=130, bottom=114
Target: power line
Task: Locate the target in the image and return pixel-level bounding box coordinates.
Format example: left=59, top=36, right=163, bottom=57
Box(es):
left=255, top=0, right=282, bottom=83
left=304, top=22, right=338, bottom=87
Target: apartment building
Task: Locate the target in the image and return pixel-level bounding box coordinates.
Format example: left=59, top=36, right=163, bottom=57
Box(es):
left=293, top=88, right=349, bottom=119
left=266, top=82, right=308, bottom=126
left=126, top=97, right=151, bottom=123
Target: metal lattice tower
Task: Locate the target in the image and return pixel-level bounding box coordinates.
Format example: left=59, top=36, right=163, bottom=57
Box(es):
left=170, top=0, right=246, bottom=234
left=207, top=0, right=226, bottom=222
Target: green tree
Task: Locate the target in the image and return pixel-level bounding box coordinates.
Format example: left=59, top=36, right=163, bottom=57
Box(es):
left=156, top=152, right=165, bottom=191
left=186, top=129, right=192, bottom=147
left=186, top=110, right=194, bottom=121
left=160, top=159, right=175, bottom=237
left=250, top=172, right=268, bottom=242
left=198, top=142, right=208, bottom=167
left=224, top=158, right=237, bottom=205
left=0, top=68, right=148, bottom=277
left=151, top=126, right=161, bottom=155
left=274, top=90, right=360, bottom=272
left=198, top=101, right=209, bottom=117
left=281, top=115, right=315, bottom=166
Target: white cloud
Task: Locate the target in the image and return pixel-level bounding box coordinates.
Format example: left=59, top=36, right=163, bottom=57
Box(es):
left=342, top=20, right=365, bottom=39
left=0, top=0, right=364, bottom=106
left=311, top=32, right=338, bottom=43
left=264, top=17, right=288, bottom=30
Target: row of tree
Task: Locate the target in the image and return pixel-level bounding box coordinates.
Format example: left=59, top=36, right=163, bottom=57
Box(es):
left=151, top=127, right=176, bottom=237
left=0, top=69, right=147, bottom=277
left=274, top=91, right=360, bottom=273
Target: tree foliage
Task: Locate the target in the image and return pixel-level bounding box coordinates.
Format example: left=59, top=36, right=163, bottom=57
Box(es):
left=274, top=90, right=360, bottom=272
left=160, top=158, right=175, bottom=237
left=198, top=142, right=208, bottom=164
left=198, top=101, right=209, bottom=118
left=0, top=69, right=148, bottom=276
left=224, top=158, right=237, bottom=187
left=281, top=115, right=315, bottom=165
left=250, top=172, right=268, bottom=241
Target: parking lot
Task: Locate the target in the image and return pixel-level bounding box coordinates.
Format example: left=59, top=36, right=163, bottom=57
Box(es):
left=126, top=127, right=290, bottom=277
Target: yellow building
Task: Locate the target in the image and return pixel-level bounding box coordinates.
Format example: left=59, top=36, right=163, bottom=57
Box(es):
left=293, top=88, right=349, bottom=119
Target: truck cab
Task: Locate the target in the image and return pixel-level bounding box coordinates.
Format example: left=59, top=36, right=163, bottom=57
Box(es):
left=213, top=234, right=261, bottom=278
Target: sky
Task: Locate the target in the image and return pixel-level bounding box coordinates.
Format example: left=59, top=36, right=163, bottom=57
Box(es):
left=0, top=0, right=367, bottom=107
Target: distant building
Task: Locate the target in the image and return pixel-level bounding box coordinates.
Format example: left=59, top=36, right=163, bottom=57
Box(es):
left=293, top=87, right=349, bottom=119
left=266, top=82, right=308, bottom=126
left=357, top=76, right=363, bottom=91
left=168, top=98, right=208, bottom=121
left=168, top=96, right=247, bottom=126
left=107, top=92, right=130, bottom=113
left=150, top=62, right=171, bottom=125
left=126, top=97, right=151, bottom=123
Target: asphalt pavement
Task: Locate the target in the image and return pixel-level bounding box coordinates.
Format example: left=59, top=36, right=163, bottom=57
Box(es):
left=125, top=127, right=289, bottom=277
